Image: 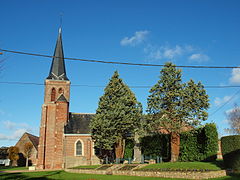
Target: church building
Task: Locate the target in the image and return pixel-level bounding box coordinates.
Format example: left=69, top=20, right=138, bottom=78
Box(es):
left=36, top=29, right=100, bottom=169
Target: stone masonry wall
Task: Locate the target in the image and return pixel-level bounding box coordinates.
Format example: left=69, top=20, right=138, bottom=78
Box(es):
left=66, top=169, right=227, bottom=179
left=15, top=135, right=38, bottom=165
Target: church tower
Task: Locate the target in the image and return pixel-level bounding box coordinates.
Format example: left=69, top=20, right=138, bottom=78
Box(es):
left=37, top=28, right=70, bottom=169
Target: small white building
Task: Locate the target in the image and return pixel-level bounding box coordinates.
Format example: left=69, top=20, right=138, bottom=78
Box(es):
left=0, top=159, right=10, bottom=166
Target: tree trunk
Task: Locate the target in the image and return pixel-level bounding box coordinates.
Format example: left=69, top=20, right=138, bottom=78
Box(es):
left=12, top=160, right=17, bottom=167
left=115, top=139, right=125, bottom=159
left=170, top=132, right=180, bottom=162
left=26, top=157, right=29, bottom=167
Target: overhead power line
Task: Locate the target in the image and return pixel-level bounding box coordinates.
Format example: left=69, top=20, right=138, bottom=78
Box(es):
left=1, top=81, right=240, bottom=89
left=209, top=89, right=240, bottom=117
left=1, top=48, right=240, bottom=69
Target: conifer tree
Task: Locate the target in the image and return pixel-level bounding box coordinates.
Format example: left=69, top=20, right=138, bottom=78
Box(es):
left=147, top=62, right=209, bottom=161
left=90, top=71, right=142, bottom=160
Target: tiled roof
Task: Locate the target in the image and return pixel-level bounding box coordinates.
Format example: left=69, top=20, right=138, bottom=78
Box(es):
left=25, top=132, right=39, bottom=149
left=64, top=113, right=94, bottom=134
left=57, top=94, right=68, bottom=102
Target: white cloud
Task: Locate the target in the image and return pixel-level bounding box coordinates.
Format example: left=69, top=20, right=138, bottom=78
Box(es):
left=144, top=44, right=194, bottom=61
left=120, top=30, right=210, bottom=63
left=0, top=120, right=35, bottom=141
left=163, top=45, right=183, bottom=59
left=120, top=30, right=149, bottom=46
left=188, top=53, right=210, bottom=62
left=214, top=96, right=232, bottom=106
left=230, top=67, right=240, bottom=84
left=2, top=120, right=31, bottom=131
left=0, top=128, right=28, bottom=140
left=3, top=120, right=16, bottom=130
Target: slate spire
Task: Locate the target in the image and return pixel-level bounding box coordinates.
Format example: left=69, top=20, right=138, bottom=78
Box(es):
left=47, top=28, right=69, bottom=80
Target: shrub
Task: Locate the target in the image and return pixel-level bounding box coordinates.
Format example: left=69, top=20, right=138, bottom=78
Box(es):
left=221, top=135, right=240, bottom=170
left=179, top=123, right=218, bottom=162
left=124, top=139, right=134, bottom=159
left=140, top=133, right=170, bottom=160
left=179, top=129, right=201, bottom=161
left=203, top=123, right=218, bottom=161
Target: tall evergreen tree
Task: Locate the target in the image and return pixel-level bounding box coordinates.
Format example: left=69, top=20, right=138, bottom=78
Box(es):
left=147, top=62, right=209, bottom=161
left=90, top=71, right=142, bottom=160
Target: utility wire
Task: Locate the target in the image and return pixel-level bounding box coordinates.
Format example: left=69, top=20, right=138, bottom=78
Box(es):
left=1, top=48, right=240, bottom=69
left=209, top=88, right=240, bottom=117
left=2, top=80, right=240, bottom=116
left=1, top=81, right=240, bottom=89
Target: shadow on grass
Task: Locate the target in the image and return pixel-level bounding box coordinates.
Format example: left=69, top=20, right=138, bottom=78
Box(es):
left=0, top=171, right=62, bottom=180
left=209, top=160, right=225, bottom=170
left=0, top=172, right=29, bottom=180
left=222, top=173, right=240, bottom=180
left=31, top=171, right=62, bottom=179
left=208, top=160, right=240, bottom=179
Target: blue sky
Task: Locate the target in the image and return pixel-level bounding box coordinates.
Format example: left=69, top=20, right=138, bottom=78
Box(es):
left=1, top=0, right=240, bottom=147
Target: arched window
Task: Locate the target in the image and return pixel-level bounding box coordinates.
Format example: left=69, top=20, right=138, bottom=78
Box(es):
left=51, top=88, right=56, bottom=101
left=58, top=88, right=63, bottom=94
left=76, top=140, right=83, bottom=156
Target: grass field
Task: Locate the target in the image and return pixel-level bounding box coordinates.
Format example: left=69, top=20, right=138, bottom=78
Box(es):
left=0, top=171, right=184, bottom=180
left=1, top=162, right=239, bottom=180
left=0, top=166, right=28, bottom=171
left=71, top=165, right=101, bottom=169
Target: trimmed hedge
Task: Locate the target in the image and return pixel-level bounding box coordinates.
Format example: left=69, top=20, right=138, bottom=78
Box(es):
left=137, top=123, right=218, bottom=162
left=140, top=133, right=170, bottom=160
left=221, top=135, right=240, bottom=170
left=124, top=139, right=135, bottom=158
left=179, top=123, right=218, bottom=162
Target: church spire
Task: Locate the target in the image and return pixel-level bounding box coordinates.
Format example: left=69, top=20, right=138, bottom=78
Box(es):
left=47, top=28, right=69, bottom=80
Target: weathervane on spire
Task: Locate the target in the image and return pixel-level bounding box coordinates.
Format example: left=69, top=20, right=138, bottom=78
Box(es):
left=59, top=12, right=63, bottom=32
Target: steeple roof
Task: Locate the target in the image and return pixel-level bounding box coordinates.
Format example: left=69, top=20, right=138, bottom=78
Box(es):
left=57, top=94, right=68, bottom=102
left=47, top=28, right=69, bottom=81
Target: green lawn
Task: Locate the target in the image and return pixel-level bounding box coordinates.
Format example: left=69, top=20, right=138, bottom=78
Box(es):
left=0, top=171, right=184, bottom=180
left=0, top=166, right=28, bottom=171
left=71, top=165, right=101, bottom=169
left=1, top=161, right=238, bottom=180
left=139, top=161, right=223, bottom=171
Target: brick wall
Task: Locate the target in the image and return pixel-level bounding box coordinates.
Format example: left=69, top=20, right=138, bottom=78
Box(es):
left=37, top=79, right=70, bottom=170
left=64, top=135, right=100, bottom=168
left=44, top=80, right=70, bottom=102
left=217, top=140, right=223, bottom=160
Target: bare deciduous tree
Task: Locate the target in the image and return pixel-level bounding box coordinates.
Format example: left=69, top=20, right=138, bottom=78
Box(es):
left=225, top=104, right=240, bottom=135
left=24, top=142, right=33, bottom=167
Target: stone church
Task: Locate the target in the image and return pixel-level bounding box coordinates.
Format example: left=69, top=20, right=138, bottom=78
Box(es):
left=36, top=29, right=100, bottom=169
